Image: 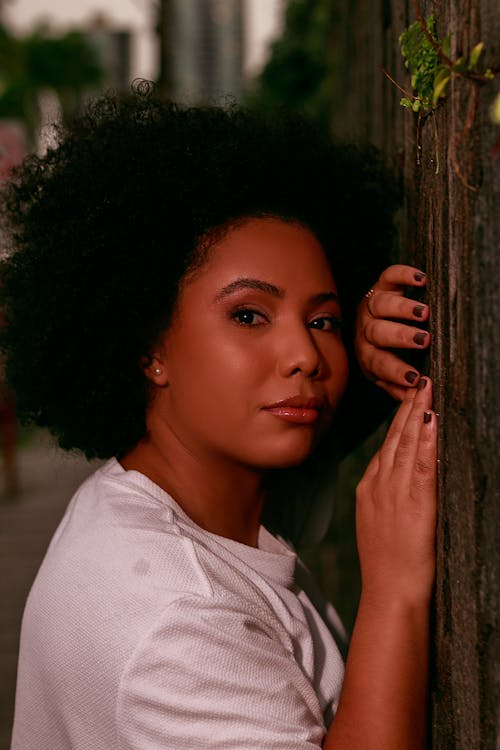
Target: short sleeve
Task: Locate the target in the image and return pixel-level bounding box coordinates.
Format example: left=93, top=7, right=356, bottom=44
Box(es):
left=117, top=596, right=326, bottom=750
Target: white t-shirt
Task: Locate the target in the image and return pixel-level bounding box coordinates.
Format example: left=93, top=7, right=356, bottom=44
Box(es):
left=11, top=459, right=347, bottom=750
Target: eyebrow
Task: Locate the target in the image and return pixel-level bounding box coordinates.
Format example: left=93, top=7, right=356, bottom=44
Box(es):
left=213, top=277, right=339, bottom=304
left=213, top=278, right=284, bottom=302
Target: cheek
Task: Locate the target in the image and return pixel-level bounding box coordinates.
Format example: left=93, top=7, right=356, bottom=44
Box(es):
left=166, top=326, right=261, bottom=407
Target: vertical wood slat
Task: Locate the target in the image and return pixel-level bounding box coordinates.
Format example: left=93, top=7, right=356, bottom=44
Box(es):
left=328, top=1, right=499, bottom=746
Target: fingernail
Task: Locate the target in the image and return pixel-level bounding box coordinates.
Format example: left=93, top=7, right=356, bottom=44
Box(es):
left=405, top=370, right=419, bottom=384
left=417, top=377, right=427, bottom=390
left=414, top=272, right=426, bottom=282
left=424, top=411, right=432, bottom=423
left=414, top=332, right=427, bottom=346
left=413, top=304, right=425, bottom=318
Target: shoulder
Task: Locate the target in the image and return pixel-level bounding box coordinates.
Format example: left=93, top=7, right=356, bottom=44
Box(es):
left=27, top=460, right=285, bottom=637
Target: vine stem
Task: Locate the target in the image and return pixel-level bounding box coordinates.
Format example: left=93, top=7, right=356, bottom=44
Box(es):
left=451, top=85, right=480, bottom=191
left=380, top=67, right=415, bottom=99
left=433, top=114, right=439, bottom=174
left=491, top=133, right=500, bottom=159
left=413, top=0, right=498, bottom=85
left=412, top=0, right=454, bottom=67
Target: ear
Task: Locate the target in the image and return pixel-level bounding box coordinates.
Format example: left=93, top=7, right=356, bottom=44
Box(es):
left=141, top=353, right=169, bottom=387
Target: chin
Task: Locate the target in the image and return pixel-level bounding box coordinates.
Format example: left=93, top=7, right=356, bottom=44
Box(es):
left=250, top=434, right=319, bottom=470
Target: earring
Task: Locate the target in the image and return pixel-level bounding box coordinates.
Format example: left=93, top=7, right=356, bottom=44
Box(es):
left=153, top=367, right=162, bottom=375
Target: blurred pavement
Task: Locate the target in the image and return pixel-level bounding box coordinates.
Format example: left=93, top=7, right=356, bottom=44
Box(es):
left=0, top=431, right=99, bottom=750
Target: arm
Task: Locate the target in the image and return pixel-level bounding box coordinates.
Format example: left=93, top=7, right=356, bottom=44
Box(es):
left=325, top=379, right=437, bottom=749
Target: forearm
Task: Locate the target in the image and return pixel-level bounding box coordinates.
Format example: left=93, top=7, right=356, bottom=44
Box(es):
left=323, top=595, right=430, bottom=750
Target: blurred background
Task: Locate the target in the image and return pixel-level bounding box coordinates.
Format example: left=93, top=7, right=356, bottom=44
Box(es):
left=0, top=2, right=384, bottom=747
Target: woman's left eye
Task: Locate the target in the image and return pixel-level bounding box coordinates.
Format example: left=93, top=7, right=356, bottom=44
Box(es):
left=231, top=309, right=267, bottom=326
left=308, top=316, right=344, bottom=331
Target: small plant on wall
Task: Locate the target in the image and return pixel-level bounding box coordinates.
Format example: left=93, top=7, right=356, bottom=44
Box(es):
left=384, top=0, right=498, bottom=186
left=398, top=16, right=493, bottom=115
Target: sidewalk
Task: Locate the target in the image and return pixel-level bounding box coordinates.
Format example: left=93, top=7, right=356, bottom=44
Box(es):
left=0, top=431, right=99, bottom=750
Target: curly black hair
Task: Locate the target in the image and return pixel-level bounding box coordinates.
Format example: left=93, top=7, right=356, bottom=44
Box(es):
left=0, top=85, right=398, bottom=459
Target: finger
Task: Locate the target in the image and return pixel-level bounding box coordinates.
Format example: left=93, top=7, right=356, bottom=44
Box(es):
left=375, top=264, right=427, bottom=292
left=392, top=378, right=433, bottom=478
left=411, top=409, right=438, bottom=501
left=364, top=319, right=431, bottom=350
left=366, top=291, right=429, bottom=323
left=378, top=388, right=418, bottom=468
left=363, top=346, right=423, bottom=387
left=361, top=449, right=381, bottom=483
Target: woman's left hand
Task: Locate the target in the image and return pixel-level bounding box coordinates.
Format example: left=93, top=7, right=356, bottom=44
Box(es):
left=355, top=265, right=430, bottom=400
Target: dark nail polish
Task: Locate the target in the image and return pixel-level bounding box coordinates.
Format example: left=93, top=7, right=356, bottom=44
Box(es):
left=414, top=332, right=427, bottom=346
left=414, top=272, right=426, bottom=282
left=424, top=411, right=432, bottom=423
left=413, top=304, right=425, bottom=318
left=405, top=370, right=419, bottom=384
left=417, top=377, right=427, bottom=390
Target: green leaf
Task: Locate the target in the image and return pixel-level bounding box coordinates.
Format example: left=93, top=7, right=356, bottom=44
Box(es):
left=433, top=69, right=451, bottom=104
left=468, top=42, right=484, bottom=70
left=492, top=93, right=500, bottom=125
left=412, top=99, right=422, bottom=112
left=400, top=97, right=413, bottom=108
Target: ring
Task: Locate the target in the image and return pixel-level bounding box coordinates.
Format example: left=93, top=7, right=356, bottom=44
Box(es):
left=364, top=288, right=376, bottom=316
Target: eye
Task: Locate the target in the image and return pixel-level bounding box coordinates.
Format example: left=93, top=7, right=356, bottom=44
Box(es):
left=308, top=315, right=344, bottom=332
left=231, top=308, right=267, bottom=326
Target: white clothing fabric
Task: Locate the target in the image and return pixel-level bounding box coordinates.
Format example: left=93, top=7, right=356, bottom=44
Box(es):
left=11, top=459, right=347, bottom=750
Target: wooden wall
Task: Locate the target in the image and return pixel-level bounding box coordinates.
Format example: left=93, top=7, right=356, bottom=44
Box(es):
left=327, top=1, right=499, bottom=746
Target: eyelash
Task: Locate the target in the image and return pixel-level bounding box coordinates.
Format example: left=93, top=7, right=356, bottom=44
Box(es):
left=231, top=309, right=267, bottom=326
left=309, top=316, right=344, bottom=331
left=230, top=308, right=344, bottom=331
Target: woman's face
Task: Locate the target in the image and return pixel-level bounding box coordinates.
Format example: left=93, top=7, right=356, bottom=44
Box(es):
left=150, top=217, right=349, bottom=470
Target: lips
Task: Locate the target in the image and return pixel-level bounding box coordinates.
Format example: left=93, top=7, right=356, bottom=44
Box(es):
left=263, top=395, right=324, bottom=424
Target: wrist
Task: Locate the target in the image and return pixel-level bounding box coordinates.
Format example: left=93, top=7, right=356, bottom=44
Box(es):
left=358, top=588, right=433, bottom=619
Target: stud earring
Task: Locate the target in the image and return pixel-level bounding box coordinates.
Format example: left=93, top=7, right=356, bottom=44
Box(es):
left=153, top=367, right=162, bottom=375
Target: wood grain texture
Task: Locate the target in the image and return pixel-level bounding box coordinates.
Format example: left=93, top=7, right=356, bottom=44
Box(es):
left=328, top=1, right=499, bottom=746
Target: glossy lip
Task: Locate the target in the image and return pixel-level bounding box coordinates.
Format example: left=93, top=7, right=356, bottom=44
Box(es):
left=264, top=395, right=324, bottom=410
left=262, top=395, right=324, bottom=425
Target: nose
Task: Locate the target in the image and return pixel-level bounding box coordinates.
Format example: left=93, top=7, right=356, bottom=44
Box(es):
left=277, top=323, right=322, bottom=379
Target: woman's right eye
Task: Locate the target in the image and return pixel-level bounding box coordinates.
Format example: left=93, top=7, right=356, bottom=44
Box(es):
left=231, top=309, right=267, bottom=326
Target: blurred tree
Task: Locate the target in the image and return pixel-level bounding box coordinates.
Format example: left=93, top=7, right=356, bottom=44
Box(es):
left=246, top=0, right=337, bottom=129
left=0, top=23, right=103, bottom=143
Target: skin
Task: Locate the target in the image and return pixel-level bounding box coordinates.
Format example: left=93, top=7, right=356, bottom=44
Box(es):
left=122, top=218, right=349, bottom=547
left=325, top=380, right=437, bottom=750
left=122, top=216, right=437, bottom=747
left=355, top=264, right=431, bottom=399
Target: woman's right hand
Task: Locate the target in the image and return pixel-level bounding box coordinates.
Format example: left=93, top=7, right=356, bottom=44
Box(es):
left=355, top=377, right=437, bottom=608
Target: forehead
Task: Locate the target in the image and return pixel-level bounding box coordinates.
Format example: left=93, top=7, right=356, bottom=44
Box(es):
left=191, top=217, right=336, bottom=293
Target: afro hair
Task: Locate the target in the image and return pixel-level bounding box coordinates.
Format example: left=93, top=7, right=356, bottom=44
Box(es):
left=0, top=85, right=398, bottom=459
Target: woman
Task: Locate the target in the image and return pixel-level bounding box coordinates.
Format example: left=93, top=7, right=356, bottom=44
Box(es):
left=1, top=90, right=435, bottom=749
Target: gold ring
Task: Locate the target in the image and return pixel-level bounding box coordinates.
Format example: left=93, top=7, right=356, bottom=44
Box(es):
left=364, top=288, right=376, bottom=316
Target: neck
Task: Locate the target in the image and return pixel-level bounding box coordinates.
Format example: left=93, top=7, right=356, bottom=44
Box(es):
left=120, top=419, right=266, bottom=548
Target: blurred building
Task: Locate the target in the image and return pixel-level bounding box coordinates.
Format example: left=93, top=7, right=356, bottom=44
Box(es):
left=160, top=0, right=244, bottom=103
left=4, top=0, right=284, bottom=97
left=86, top=22, right=132, bottom=93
